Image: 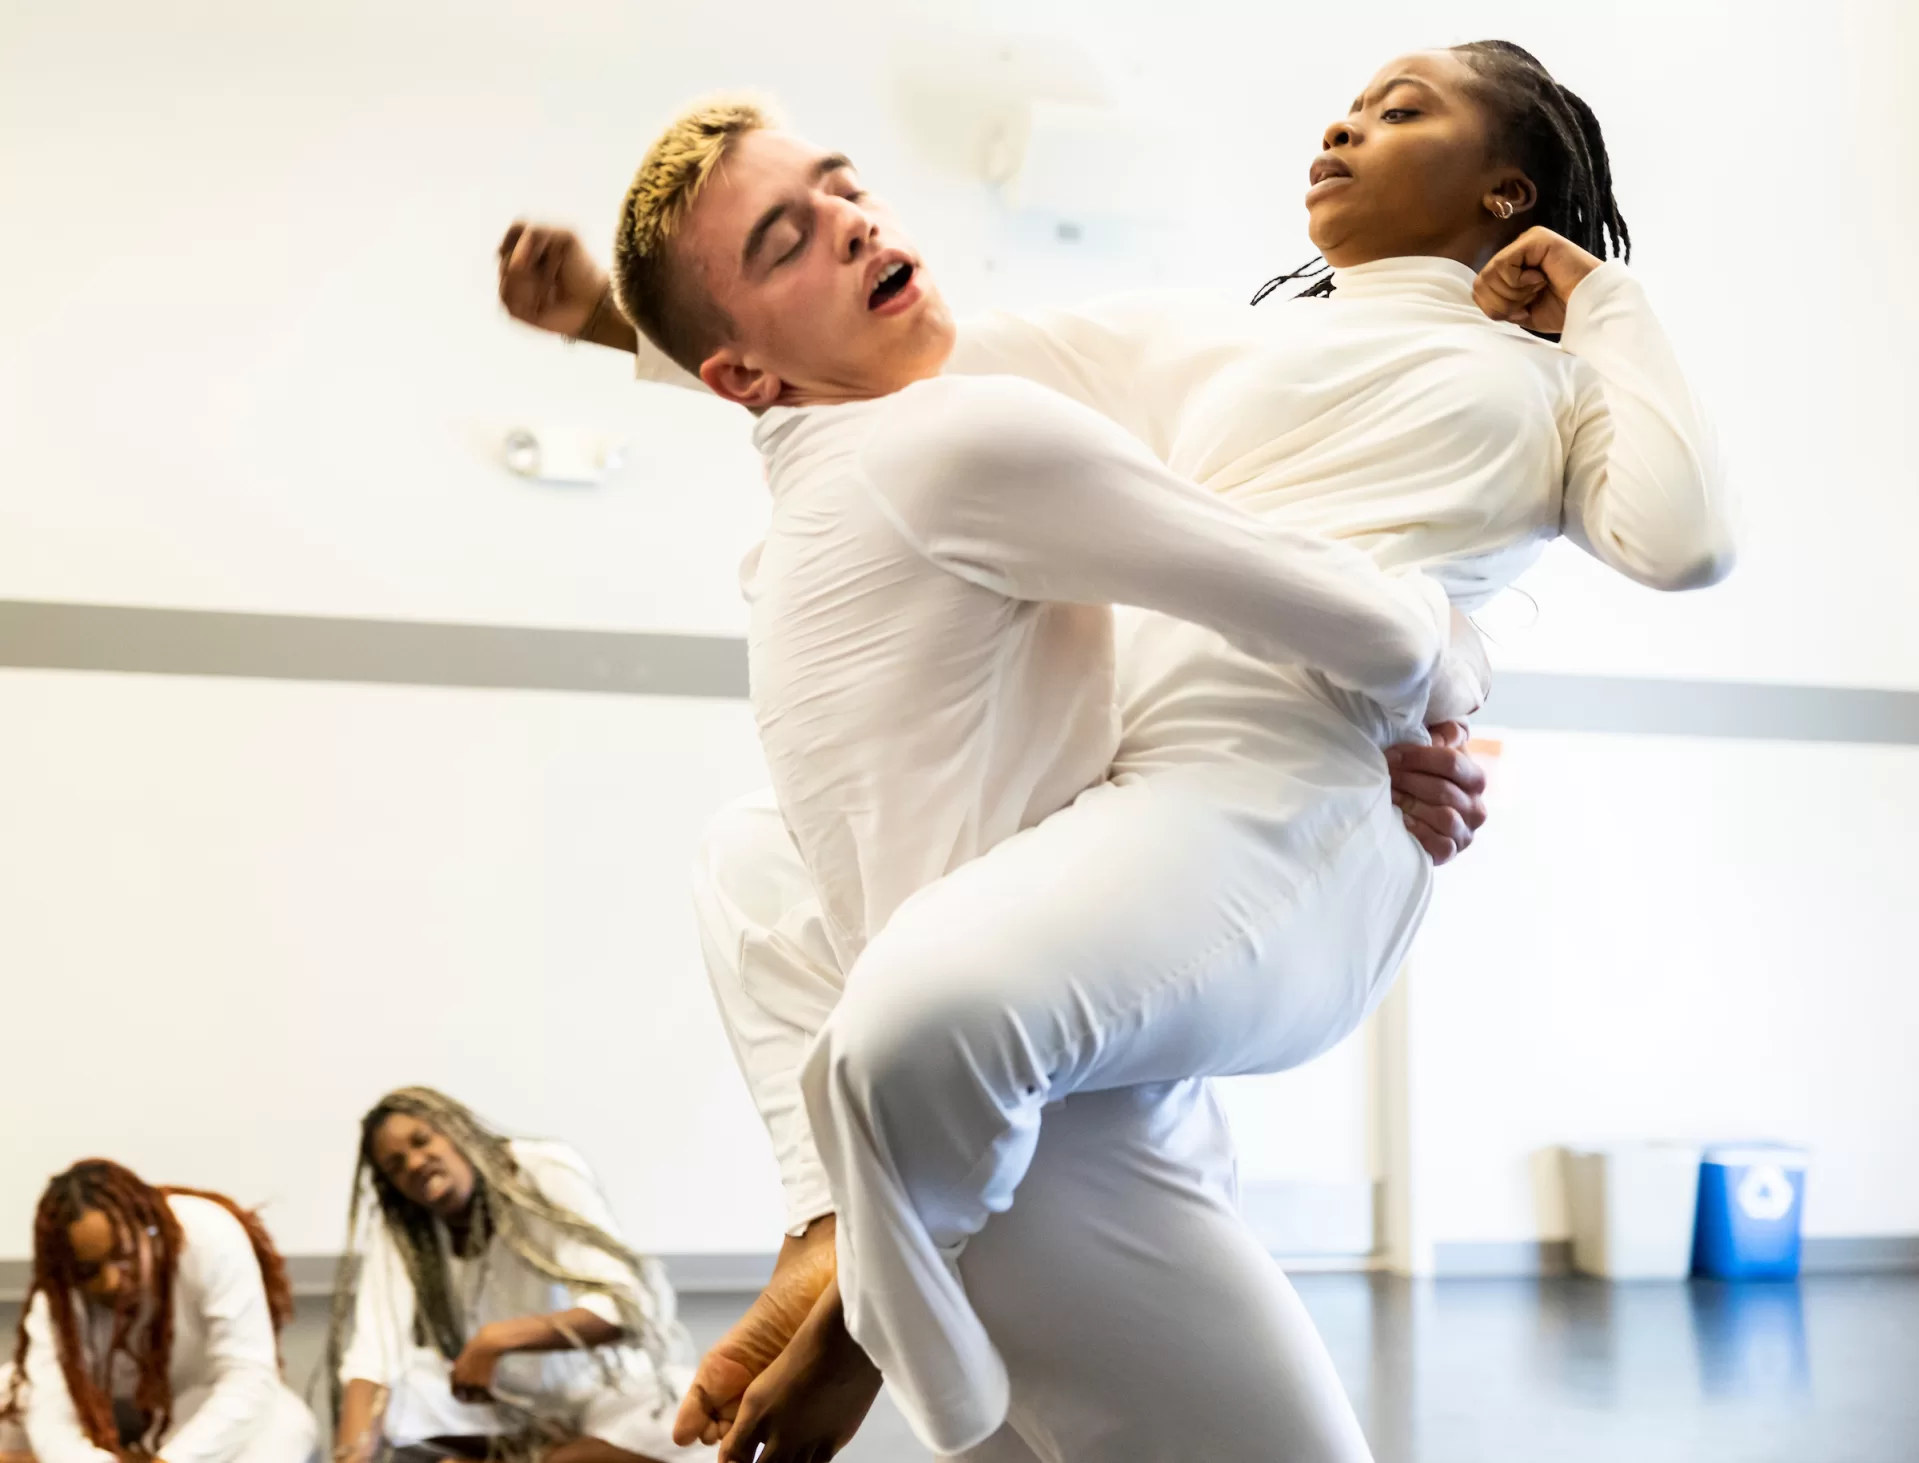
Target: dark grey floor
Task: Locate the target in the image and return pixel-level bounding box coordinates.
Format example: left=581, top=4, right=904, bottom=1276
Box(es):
left=11, top=1273, right=1917, bottom=1461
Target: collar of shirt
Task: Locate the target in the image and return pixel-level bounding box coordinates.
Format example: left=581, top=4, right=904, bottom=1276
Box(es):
left=1328, top=254, right=1480, bottom=309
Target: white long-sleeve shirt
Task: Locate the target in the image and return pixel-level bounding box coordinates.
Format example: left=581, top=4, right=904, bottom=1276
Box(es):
left=659, top=254, right=1732, bottom=1226
left=747, top=372, right=1452, bottom=969
left=19, top=1196, right=286, bottom=1463
left=338, top=1141, right=692, bottom=1406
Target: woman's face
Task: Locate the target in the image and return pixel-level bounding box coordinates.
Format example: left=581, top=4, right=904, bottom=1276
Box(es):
left=66, top=1208, right=145, bottom=1304
left=370, top=1113, right=477, bottom=1220
left=1305, top=50, right=1527, bottom=269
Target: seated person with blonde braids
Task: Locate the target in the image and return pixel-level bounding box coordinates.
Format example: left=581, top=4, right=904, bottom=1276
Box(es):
left=0, top=1160, right=317, bottom=1463
left=328, top=1089, right=699, bottom=1463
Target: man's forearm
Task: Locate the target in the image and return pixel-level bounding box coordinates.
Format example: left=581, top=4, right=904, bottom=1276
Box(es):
left=577, top=286, right=639, bottom=354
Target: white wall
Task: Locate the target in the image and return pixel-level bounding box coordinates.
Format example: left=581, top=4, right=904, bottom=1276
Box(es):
left=1409, top=730, right=1919, bottom=1245
left=3, top=0, right=1916, bottom=1258
left=0, top=669, right=779, bottom=1255
left=7, top=0, right=1918, bottom=679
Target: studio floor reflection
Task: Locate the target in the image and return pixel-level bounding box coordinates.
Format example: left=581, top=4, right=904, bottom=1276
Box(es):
left=11, top=1270, right=1904, bottom=1463
left=1330, top=1272, right=1914, bottom=1463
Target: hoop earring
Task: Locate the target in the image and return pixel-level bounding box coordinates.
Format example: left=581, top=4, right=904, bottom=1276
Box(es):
left=1491, top=199, right=1515, bottom=221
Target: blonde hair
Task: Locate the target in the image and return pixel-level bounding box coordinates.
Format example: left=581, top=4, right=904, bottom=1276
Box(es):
left=612, top=94, right=781, bottom=375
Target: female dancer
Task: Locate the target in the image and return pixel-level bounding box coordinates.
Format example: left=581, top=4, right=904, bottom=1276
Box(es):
left=502, top=39, right=1730, bottom=1460
left=0, top=1160, right=316, bottom=1463
left=327, top=1088, right=697, bottom=1463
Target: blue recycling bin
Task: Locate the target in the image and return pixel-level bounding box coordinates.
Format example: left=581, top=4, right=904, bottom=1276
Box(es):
left=1692, top=1143, right=1808, bottom=1280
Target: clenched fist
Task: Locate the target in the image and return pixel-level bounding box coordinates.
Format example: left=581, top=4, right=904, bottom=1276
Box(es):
left=497, top=221, right=611, bottom=338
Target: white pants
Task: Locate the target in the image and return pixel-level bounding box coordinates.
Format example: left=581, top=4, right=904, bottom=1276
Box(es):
left=0, top=1365, right=318, bottom=1463
left=695, top=791, right=1388, bottom=1463
left=379, top=1354, right=701, bottom=1463
left=798, top=769, right=1428, bottom=1453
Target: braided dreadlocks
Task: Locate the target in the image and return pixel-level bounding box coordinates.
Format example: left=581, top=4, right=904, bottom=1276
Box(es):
left=1254, top=40, right=1629, bottom=306
left=1, top=1160, right=294, bottom=1458
left=324, top=1087, right=676, bottom=1430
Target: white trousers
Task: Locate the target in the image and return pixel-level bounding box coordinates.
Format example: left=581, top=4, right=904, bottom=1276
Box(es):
left=798, top=770, right=1429, bottom=1453
left=695, top=790, right=1391, bottom=1463
left=0, top=1365, right=318, bottom=1463
left=379, top=1354, right=702, bottom=1463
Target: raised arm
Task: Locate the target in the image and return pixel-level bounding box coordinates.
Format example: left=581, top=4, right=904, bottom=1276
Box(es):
left=495, top=222, right=1248, bottom=442
left=1475, top=229, right=1735, bottom=591
left=866, top=375, right=1453, bottom=726
left=943, top=291, right=1252, bottom=459
left=1558, top=263, right=1735, bottom=588
left=496, top=221, right=699, bottom=388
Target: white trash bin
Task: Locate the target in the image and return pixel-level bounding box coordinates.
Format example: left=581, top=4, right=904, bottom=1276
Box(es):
left=1565, top=1143, right=1704, bottom=1279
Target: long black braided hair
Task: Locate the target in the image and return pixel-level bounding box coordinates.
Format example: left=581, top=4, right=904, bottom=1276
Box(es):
left=1253, top=40, right=1630, bottom=306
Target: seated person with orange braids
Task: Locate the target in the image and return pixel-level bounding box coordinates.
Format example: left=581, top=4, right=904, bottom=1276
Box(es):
left=327, top=1088, right=700, bottom=1463
left=0, top=1160, right=318, bottom=1463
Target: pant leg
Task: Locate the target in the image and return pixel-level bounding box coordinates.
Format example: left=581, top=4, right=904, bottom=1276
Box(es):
left=378, top=1356, right=508, bottom=1449
left=692, top=785, right=1389, bottom=1462
left=243, top=1386, right=319, bottom=1463
left=960, top=1081, right=1371, bottom=1463
left=801, top=773, right=1427, bottom=1453
left=167, top=1383, right=318, bottom=1463
left=690, top=789, right=845, bottom=1235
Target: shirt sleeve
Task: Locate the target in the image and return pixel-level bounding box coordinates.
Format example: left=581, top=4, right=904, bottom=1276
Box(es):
left=863, top=375, right=1452, bottom=726
left=946, top=291, right=1252, bottom=459
left=18, top=1293, right=120, bottom=1463
left=626, top=287, right=1246, bottom=465
left=153, top=1201, right=280, bottom=1463
left=1557, top=261, right=1737, bottom=590
left=339, top=1210, right=412, bottom=1390
left=691, top=790, right=841, bottom=1238
left=518, top=1147, right=673, bottom=1338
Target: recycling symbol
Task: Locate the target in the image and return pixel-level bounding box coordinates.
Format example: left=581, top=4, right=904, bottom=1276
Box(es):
left=1737, top=1163, right=1796, bottom=1222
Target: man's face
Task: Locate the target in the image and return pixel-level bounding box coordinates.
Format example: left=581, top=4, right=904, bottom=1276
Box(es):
left=680, top=129, right=956, bottom=408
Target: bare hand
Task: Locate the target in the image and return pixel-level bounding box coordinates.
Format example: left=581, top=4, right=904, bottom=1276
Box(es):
left=719, top=1284, right=881, bottom=1463
left=673, top=1219, right=840, bottom=1447
left=674, top=1350, right=750, bottom=1448
left=1386, top=721, right=1488, bottom=865
left=497, top=221, right=609, bottom=338
left=450, top=1327, right=505, bottom=1403
left=1472, top=226, right=1603, bottom=334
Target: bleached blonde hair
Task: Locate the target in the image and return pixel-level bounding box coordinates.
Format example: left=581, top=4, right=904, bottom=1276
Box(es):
left=611, top=94, right=782, bottom=374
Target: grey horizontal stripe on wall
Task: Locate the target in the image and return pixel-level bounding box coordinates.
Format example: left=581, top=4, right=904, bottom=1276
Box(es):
left=0, top=1252, right=776, bottom=1303
left=0, top=600, right=749, bottom=700
left=4, top=600, right=1919, bottom=745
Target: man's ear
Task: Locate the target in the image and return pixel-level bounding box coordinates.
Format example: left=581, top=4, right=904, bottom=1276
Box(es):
left=700, top=348, right=783, bottom=409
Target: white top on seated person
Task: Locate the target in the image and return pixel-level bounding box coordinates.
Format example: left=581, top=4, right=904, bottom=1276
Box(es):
left=339, top=1139, right=694, bottom=1450
left=9, top=1196, right=316, bottom=1463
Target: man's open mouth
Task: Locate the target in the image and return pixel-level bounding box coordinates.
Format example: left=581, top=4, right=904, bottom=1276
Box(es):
left=869, top=260, right=914, bottom=309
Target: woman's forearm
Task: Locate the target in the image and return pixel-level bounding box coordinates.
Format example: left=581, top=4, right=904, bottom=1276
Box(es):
left=333, top=1379, right=386, bottom=1463
left=484, top=1306, right=624, bottom=1355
